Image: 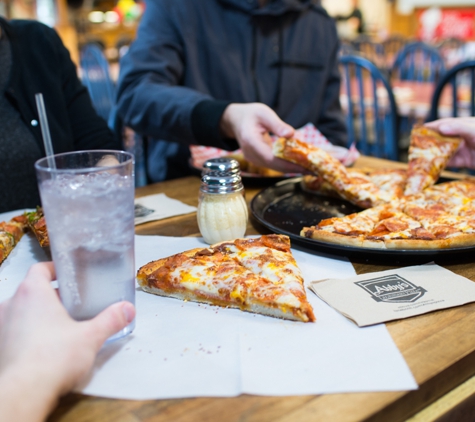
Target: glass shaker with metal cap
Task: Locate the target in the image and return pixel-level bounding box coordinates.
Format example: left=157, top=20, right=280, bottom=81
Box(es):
left=202, top=157, right=241, bottom=176
left=197, top=171, right=248, bottom=244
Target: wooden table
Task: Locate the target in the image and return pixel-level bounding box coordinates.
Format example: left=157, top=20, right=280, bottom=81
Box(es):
left=48, top=157, right=475, bottom=422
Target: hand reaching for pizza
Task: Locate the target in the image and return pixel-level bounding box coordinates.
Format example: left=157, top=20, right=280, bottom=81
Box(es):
left=425, top=117, right=475, bottom=168
left=0, top=262, right=135, bottom=422
left=220, top=103, right=308, bottom=174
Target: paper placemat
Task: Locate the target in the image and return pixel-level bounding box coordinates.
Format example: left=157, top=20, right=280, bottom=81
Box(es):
left=0, top=221, right=417, bottom=399
left=310, top=263, right=475, bottom=327
left=135, top=193, right=197, bottom=225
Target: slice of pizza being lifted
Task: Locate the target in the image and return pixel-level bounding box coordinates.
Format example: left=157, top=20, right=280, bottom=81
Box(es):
left=404, top=126, right=462, bottom=196
left=273, top=137, right=394, bottom=208
left=301, top=168, right=406, bottom=202
left=137, top=234, right=315, bottom=322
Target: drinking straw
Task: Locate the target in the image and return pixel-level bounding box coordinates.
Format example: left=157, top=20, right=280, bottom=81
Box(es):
left=35, top=93, right=56, bottom=170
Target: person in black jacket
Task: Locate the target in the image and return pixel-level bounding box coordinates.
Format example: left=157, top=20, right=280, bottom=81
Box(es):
left=116, top=0, right=347, bottom=182
left=0, top=18, right=119, bottom=213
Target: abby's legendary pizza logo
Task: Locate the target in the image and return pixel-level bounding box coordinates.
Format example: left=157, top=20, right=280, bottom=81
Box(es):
left=355, top=275, right=427, bottom=304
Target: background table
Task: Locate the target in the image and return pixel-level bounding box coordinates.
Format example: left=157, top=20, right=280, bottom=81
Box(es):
left=48, top=157, right=475, bottom=422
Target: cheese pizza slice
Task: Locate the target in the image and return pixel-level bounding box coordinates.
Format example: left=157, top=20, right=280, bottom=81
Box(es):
left=137, top=234, right=315, bottom=322
left=0, top=215, right=28, bottom=264
left=404, top=126, right=462, bottom=196
left=25, top=208, right=50, bottom=248
left=273, top=137, right=394, bottom=208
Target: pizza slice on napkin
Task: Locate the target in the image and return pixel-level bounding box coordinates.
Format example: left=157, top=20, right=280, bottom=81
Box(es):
left=137, top=234, right=315, bottom=322
left=25, top=208, right=50, bottom=248
left=0, top=215, right=28, bottom=264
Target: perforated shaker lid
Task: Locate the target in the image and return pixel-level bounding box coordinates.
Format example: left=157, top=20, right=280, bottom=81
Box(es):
left=202, top=157, right=240, bottom=175
left=200, top=171, right=244, bottom=194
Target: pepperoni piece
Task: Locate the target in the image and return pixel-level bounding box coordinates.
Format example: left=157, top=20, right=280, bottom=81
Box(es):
left=411, top=227, right=436, bottom=240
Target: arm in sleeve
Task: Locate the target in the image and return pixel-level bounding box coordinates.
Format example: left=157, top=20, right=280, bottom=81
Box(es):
left=116, top=1, right=232, bottom=148
left=317, top=40, right=348, bottom=148
left=52, top=29, right=118, bottom=150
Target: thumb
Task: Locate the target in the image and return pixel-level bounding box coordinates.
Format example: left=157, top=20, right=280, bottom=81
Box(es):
left=84, top=301, right=136, bottom=350
left=257, top=107, right=294, bottom=138
left=426, top=120, right=475, bottom=140
left=438, top=123, right=464, bottom=135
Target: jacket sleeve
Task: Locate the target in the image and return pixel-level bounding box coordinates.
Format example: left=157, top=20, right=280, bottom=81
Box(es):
left=49, top=28, right=118, bottom=151
left=317, top=41, right=348, bottom=148
left=116, top=1, right=224, bottom=146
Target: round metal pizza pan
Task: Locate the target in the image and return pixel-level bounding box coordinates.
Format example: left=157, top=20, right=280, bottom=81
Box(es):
left=250, top=177, right=475, bottom=264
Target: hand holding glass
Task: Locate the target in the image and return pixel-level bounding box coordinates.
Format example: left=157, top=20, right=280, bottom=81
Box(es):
left=35, top=150, right=136, bottom=341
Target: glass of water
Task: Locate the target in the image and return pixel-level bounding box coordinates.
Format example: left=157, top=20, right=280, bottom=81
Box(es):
left=35, top=150, right=136, bottom=341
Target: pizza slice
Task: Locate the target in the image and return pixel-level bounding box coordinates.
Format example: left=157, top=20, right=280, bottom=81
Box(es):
left=137, top=234, right=315, bottom=322
left=0, top=215, right=28, bottom=264
left=25, top=208, right=50, bottom=248
left=429, top=178, right=475, bottom=200
left=301, top=203, right=401, bottom=248
left=301, top=168, right=406, bottom=202
left=301, top=184, right=475, bottom=250
left=273, top=137, right=394, bottom=208
left=404, top=126, right=462, bottom=196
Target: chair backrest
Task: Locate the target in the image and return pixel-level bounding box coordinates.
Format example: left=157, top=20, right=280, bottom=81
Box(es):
left=427, top=60, right=475, bottom=122
left=392, top=41, right=445, bottom=83
left=340, top=55, right=399, bottom=160
left=351, top=36, right=384, bottom=67
left=80, top=43, right=116, bottom=122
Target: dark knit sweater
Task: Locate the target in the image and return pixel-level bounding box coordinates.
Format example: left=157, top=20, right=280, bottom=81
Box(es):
left=0, top=18, right=119, bottom=212
left=0, top=33, right=42, bottom=212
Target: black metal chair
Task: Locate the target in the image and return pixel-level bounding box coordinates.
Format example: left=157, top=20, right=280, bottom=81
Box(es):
left=427, top=60, right=475, bottom=122
left=340, top=55, right=399, bottom=160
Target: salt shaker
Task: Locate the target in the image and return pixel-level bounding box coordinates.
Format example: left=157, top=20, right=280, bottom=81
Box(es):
left=202, top=157, right=240, bottom=176
left=197, top=171, right=248, bottom=244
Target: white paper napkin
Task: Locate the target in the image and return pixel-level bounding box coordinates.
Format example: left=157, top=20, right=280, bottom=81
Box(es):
left=135, top=193, right=197, bottom=225
left=0, top=221, right=417, bottom=400
left=81, top=237, right=416, bottom=399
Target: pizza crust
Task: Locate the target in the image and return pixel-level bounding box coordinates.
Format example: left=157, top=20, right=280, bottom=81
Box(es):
left=301, top=228, right=365, bottom=248
left=140, top=284, right=310, bottom=322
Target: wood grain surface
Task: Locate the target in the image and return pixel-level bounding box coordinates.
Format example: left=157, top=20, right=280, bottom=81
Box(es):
left=47, top=157, right=475, bottom=422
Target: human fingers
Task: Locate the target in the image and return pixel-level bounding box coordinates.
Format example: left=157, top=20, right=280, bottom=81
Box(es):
left=425, top=118, right=475, bottom=146
left=11, top=262, right=58, bottom=312
left=254, top=105, right=294, bottom=138
left=265, top=156, right=308, bottom=174
left=448, top=144, right=475, bottom=168
left=22, top=262, right=56, bottom=287
left=0, top=300, right=7, bottom=330
left=82, top=301, right=136, bottom=351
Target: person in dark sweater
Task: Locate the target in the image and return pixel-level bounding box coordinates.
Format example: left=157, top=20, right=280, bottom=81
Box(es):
left=116, top=0, right=347, bottom=182
left=0, top=18, right=119, bottom=213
